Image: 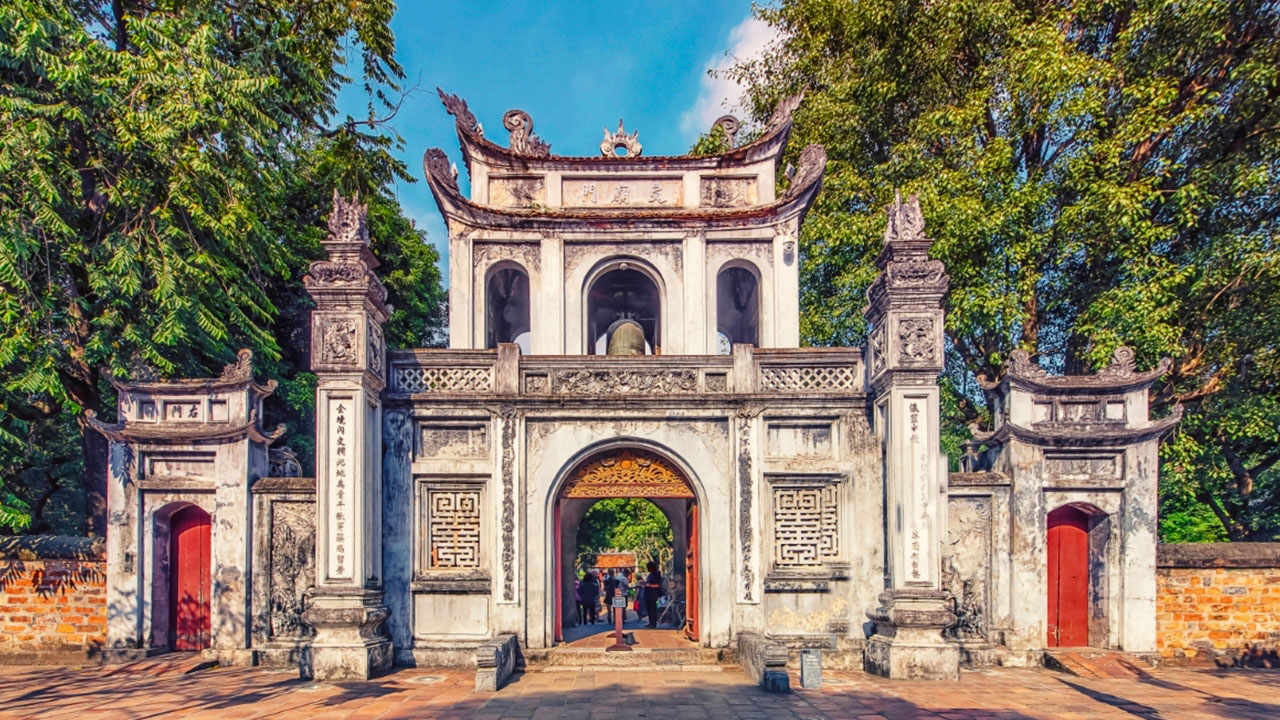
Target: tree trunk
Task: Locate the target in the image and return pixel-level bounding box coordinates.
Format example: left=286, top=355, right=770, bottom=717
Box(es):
left=76, top=414, right=109, bottom=538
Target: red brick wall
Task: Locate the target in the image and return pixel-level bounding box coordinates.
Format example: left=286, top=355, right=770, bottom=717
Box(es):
left=1157, top=543, right=1280, bottom=667
left=0, top=537, right=106, bottom=664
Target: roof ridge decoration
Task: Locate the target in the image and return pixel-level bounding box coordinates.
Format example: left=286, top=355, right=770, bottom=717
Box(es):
left=601, top=119, right=642, bottom=158
left=503, top=109, right=551, bottom=157
left=766, top=92, right=805, bottom=133
left=711, top=115, right=741, bottom=147
left=786, top=145, right=827, bottom=199
left=439, top=87, right=481, bottom=136
left=997, top=346, right=1173, bottom=390
left=327, top=188, right=369, bottom=245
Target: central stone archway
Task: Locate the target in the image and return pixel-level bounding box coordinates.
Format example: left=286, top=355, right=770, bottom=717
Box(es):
left=553, top=447, right=700, bottom=644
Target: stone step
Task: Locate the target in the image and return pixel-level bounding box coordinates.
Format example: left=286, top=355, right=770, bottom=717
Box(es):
left=524, top=646, right=732, bottom=669
left=528, top=664, right=741, bottom=673
left=1044, top=649, right=1155, bottom=679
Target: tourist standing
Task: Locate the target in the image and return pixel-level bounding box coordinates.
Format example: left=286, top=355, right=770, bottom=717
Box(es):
left=576, top=571, right=599, bottom=624
left=643, top=561, right=662, bottom=628
left=615, top=569, right=631, bottom=624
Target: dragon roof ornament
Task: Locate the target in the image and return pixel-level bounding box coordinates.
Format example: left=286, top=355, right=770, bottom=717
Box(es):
left=439, top=87, right=481, bottom=136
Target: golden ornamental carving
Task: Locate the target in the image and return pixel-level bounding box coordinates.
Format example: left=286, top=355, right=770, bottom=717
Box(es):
left=561, top=449, right=694, bottom=499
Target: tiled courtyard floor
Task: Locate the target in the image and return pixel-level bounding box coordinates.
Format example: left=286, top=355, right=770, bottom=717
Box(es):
left=0, top=656, right=1276, bottom=720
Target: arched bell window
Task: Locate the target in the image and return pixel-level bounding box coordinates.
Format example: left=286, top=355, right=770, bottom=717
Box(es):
left=586, top=264, right=661, bottom=355
left=485, top=265, right=531, bottom=354
left=716, top=265, right=759, bottom=354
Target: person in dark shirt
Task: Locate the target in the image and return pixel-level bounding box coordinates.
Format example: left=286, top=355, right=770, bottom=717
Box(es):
left=576, top=571, right=599, bottom=624
left=643, top=561, right=662, bottom=629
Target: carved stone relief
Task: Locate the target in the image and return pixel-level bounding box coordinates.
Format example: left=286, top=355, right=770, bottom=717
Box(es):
left=870, top=325, right=887, bottom=375
left=366, top=320, right=383, bottom=377
left=563, top=241, right=684, bottom=276
left=942, top=497, right=991, bottom=641
left=472, top=242, right=541, bottom=274
left=268, top=501, right=316, bottom=640
left=700, top=177, right=756, bottom=208
left=320, top=318, right=358, bottom=365
left=552, top=369, right=698, bottom=395
left=488, top=176, right=546, bottom=209
left=897, top=317, right=936, bottom=363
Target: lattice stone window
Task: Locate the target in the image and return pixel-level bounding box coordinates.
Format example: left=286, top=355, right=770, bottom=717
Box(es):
left=394, top=365, right=493, bottom=393
left=772, top=483, right=840, bottom=568
left=760, top=366, right=859, bottom=392
left=427, top=489, right=481, bottom=569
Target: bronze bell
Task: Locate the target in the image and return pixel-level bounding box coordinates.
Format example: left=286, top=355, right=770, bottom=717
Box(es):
left=606, top=320, right=646, bottom=355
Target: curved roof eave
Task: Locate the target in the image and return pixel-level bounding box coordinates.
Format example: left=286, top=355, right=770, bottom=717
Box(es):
left=422, top=145, right=827, bottom=233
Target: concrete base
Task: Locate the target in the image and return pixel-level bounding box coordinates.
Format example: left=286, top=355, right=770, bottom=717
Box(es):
left=300, top=591, right=393, bottom=681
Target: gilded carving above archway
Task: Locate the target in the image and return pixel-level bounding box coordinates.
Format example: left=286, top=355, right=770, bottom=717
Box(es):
left=560, top=449, right=694, bottom=499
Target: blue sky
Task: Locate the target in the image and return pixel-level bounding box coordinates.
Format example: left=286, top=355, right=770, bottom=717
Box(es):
left=336, top=1, right=776, bottom=284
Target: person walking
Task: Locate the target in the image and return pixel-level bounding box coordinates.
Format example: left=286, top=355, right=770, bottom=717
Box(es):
left=643, top=561, right=663, bottom=629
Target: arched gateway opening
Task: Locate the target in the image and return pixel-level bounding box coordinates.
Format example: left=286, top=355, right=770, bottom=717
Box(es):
left=553, top=448, right=700, bottom=645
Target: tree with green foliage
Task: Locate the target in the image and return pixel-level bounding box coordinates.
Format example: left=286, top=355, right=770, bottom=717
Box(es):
left=576, top=499, right=674, bottom=575
left=0, top=0, right=445, bottom=533
left=721, top=0, right=1280, bottom=540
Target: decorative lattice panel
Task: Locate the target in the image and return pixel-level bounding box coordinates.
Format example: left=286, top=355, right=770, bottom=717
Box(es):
left=760, top=366, right=859, bottom=392
left=393, top=365, right=492, bottom=393
left=428, top=490, right=481, bottom=569
left=773, top=485, right=840, bottom=567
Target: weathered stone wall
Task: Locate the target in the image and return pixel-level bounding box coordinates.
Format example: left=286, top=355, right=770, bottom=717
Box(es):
left=0, top=536, right=106, bottom=663
left=1157, top=543, right=1280, bottom=666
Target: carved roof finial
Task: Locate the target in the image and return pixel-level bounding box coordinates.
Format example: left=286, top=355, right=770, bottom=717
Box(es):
left=711, top=115, right=741, bottom=148
left=438, top=87, right=481, bottom=136
left=423, top=148, right=459, bottom=193
left=765, top=91, right=805, bottom=132
left=883, top=191, right=926, bottom=246
left=784, top=145, right=827, bottom=199
left=601, top=119, right=642, bottom=158
left=327, top=189, right=368, bottom=245
left=503, top=109, right=551, bottom=157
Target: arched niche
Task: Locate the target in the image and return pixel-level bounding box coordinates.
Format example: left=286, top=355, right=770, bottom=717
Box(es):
left=485, top=263, right=531, bottom=354
left=715, top=263, right=759, bottom=354
left=585, top=261, right=662, bottom=354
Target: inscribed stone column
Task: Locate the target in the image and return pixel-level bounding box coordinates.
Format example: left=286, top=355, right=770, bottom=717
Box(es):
left=301, top=191, right=393, bottom=680
left=863, top=192, right=959, bottom=680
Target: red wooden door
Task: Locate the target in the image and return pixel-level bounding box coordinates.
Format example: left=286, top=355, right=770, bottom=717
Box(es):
left=170, top=506, right=211, bottom=651
left=1047, top=506, right=1089, bottom=647
left=553, top=502, right=563, bottom=644
left=684, top=501, right=699, bottom=641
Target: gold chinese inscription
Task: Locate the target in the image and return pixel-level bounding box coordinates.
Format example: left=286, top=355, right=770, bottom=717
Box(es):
left=561, top=449, right=694, bottom=499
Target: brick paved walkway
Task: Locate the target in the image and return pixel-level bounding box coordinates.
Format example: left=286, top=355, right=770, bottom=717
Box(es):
left=0, top=656, right=1276, bottom=719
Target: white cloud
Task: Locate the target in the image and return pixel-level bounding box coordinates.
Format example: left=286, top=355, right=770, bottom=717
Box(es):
left=680, top=16, right=780, bottom=141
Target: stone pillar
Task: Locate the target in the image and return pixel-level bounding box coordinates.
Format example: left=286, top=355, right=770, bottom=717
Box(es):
left=863, top=192, right=959, bottom=680
left=301, top=191, right=393, bottom=680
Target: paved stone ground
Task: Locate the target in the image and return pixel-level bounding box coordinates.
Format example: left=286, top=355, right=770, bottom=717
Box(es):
left=0, top=656, right=1276, bottom=720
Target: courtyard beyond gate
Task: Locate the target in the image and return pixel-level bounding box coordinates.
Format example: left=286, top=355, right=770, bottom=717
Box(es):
left=0, top=656, right=1276, bottom=720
